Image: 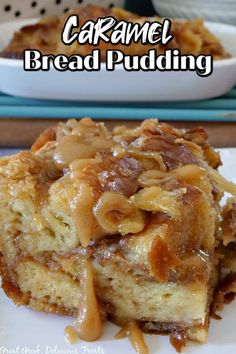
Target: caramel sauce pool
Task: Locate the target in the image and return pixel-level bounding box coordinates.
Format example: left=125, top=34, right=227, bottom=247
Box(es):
left=170, top=332, right=187, bottom=353
left=65, top=326, right=79, bottom=344
left=115, top=321, right=148, bottom=354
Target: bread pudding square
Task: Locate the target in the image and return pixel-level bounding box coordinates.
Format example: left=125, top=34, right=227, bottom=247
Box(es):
left=0, top=118, right=236, bottom=351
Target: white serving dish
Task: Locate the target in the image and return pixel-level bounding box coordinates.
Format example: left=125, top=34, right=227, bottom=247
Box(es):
left=152, top=0, right=236, bottom=26
left=0, top=19, right=236, bottom=102
left=0, top=148, right=236, bottom=354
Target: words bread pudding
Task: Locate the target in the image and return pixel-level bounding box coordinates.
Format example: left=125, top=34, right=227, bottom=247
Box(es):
left=0, top=119, right=236, bottom=353
left=1, top=5, right=230, bottom=61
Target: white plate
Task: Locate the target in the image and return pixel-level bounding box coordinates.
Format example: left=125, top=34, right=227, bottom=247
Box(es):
left=0, top=148, right=236, bottom=354
left=0, top=19, right=236, bottom=102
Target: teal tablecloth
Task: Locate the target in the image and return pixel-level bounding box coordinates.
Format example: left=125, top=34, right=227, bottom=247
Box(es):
left=0, top=87, right=235, bottom=121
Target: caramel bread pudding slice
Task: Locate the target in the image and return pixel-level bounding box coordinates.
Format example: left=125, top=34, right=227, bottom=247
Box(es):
left=1, top=5, right=230, bottom=60
left=0, top=118, right=235, bottom=351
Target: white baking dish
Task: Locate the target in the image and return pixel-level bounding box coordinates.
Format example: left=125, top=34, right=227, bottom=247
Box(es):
left=152, top=0, right=236, bottom=26
left=0, top=19, right=236, bottom=102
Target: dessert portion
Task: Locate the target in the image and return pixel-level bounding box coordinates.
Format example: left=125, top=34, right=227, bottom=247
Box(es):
left=1, top=5, right=230, bottom=60
left=0, top=118, right=235, bottom=353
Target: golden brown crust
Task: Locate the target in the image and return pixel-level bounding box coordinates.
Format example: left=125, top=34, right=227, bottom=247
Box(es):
left=221, top=199, right=236, bottom=245
left=31, top=127, right=57, bottom=152
left=0, top=252, right=30, bottom=306
left=211, top=272, right=236, bottom=318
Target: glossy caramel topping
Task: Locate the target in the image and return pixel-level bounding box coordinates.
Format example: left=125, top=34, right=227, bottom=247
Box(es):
left=139, top=135, right=198, bottom=170
left=62, top=118, right=217, bottom=281
left=65, top=326, right=79, bottom=344
left=94, top=191, right=145, bottom=235
left=170, top=332, right=187, bottom=353
left=74, top=257, right=103, bottom=341
left=54, top=135, right=113, bottom=168
left=115, top=321, right=148, bottom=354
left=54, top=118, right=113, bottom=168
left=69, top=153, right=143, bottom=246
left=69, top=181, right=104, bottom=247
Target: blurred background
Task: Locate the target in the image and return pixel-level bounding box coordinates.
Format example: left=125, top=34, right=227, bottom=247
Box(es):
left=0, top=0, right=155, bottom=22
left=0, top=0, right=235, bottom=24
left=0, top=0, right=235, bottom=149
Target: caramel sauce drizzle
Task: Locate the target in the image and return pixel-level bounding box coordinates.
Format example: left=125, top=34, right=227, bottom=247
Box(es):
left=115, top=321, right=148, bottom=354
left=65, top=257, right=103, bottom=344
left=54, top=135, right=86, bottom=167
left=54, top=118, right=114, bottom=168
left=65, top=326, right=79, bottom=344
left=74, top=257, right=103, bottom=341
left=69, top=159, right=106, bottom=247
left=69, top=181, right=100, bottom=247
left=170, top=332, right=187, bottom=353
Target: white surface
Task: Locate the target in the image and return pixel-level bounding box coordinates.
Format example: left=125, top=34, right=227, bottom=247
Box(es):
left=152, top=0, right=236, bottom=25
left=0, top=148, right=236, bottom=353
left=0, top=19, right=236, bottom=102
left=0, top=0, right=125, bottom=23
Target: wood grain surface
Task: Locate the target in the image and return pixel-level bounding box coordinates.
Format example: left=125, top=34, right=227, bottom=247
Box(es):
left=0, top=118, right=235, bottom=148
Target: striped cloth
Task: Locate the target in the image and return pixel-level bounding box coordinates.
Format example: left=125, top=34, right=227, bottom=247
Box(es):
left=0, top=87, right=235, bottom=121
